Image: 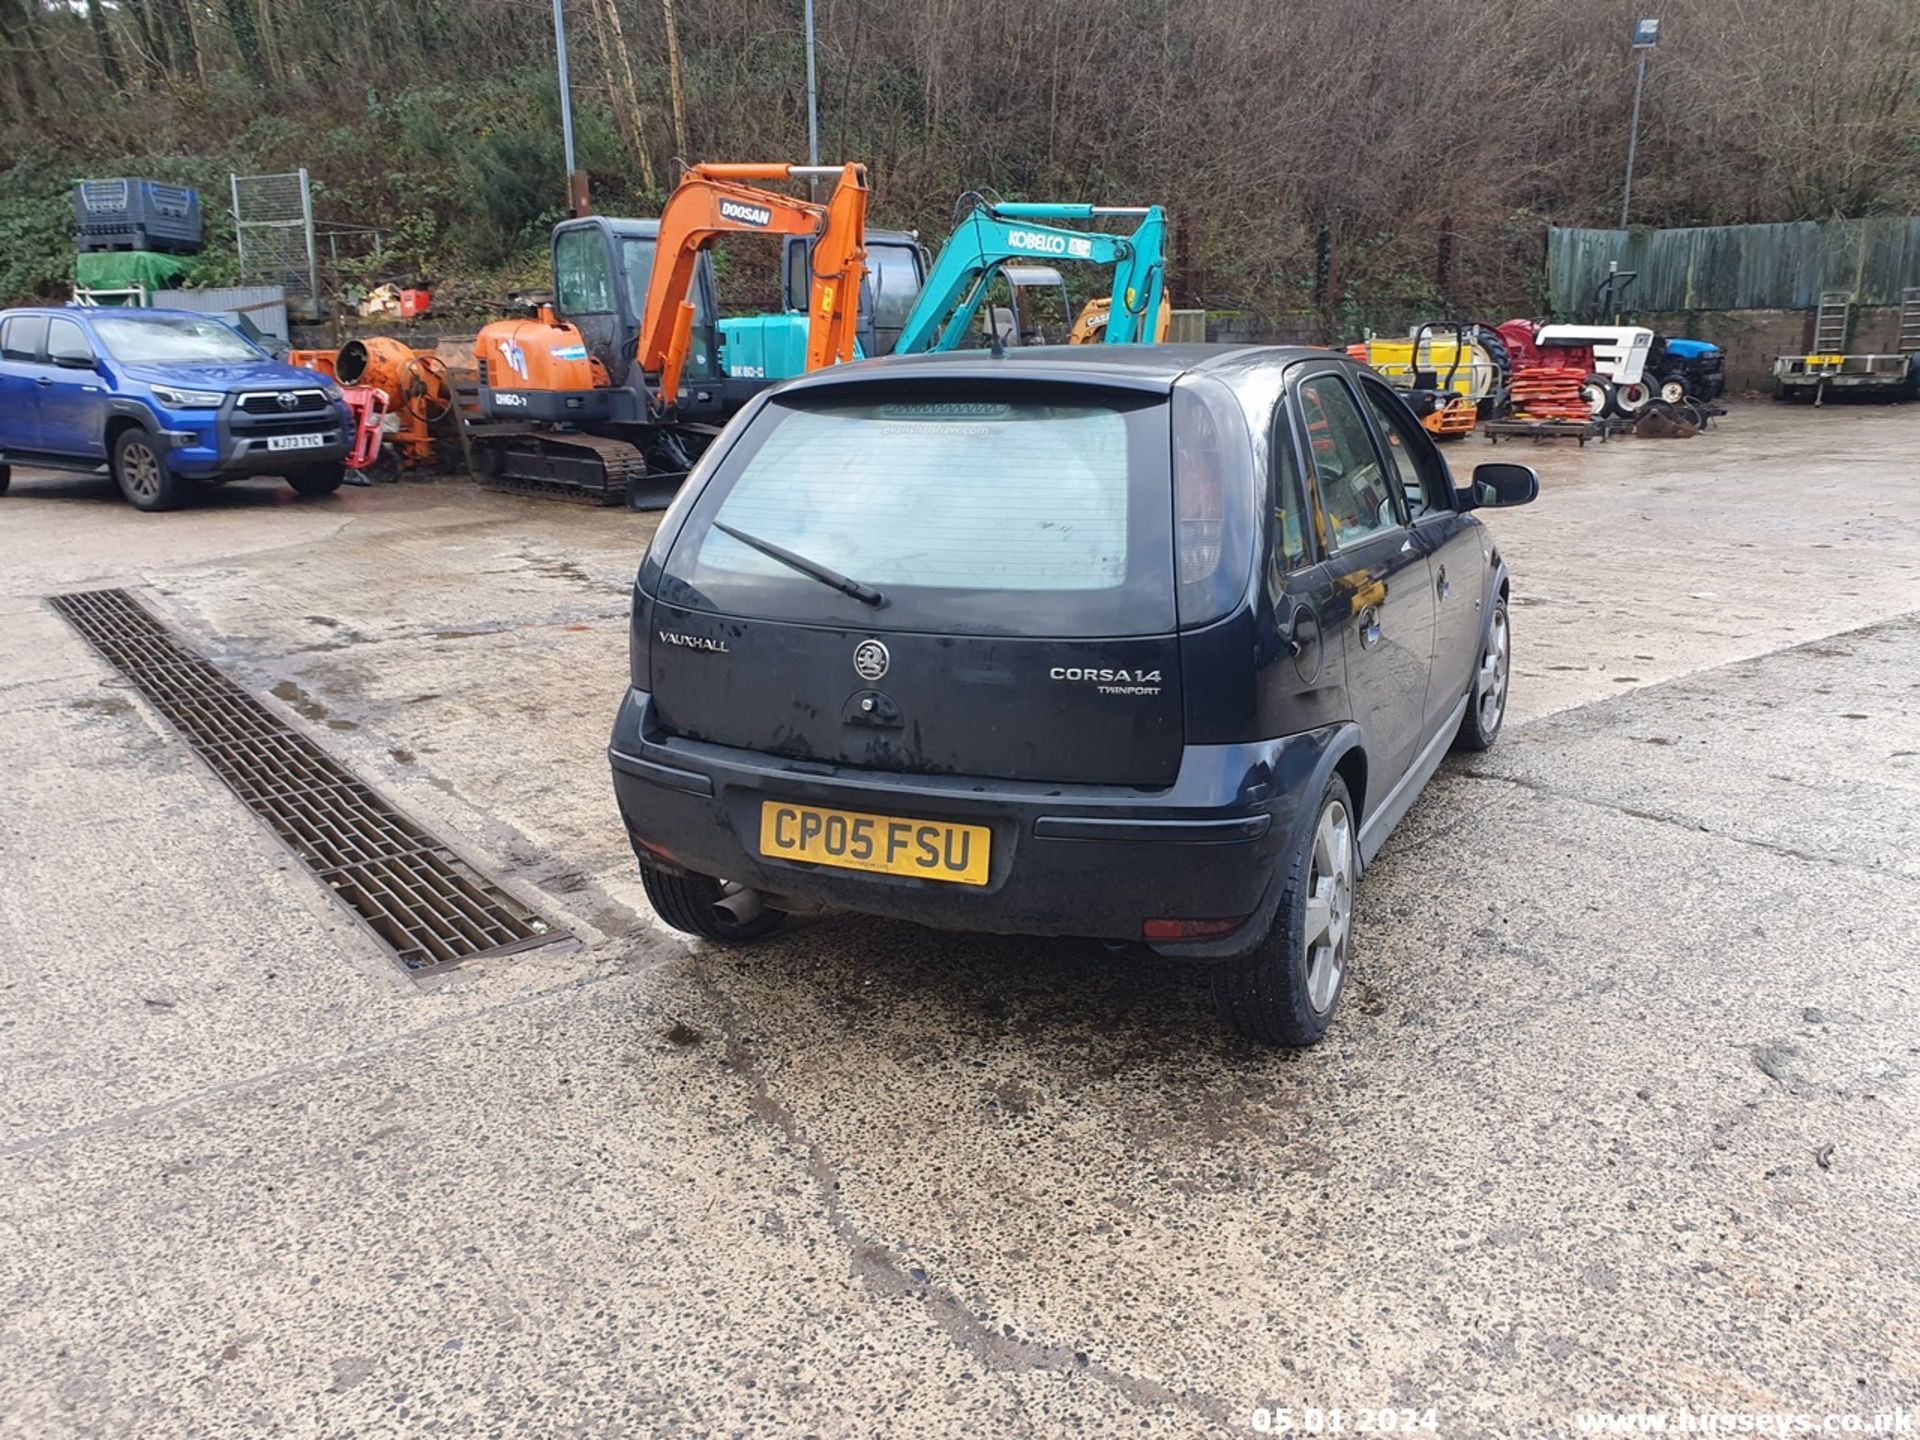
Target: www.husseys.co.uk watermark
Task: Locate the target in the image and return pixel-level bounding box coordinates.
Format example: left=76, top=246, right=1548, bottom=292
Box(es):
left=1574, top=1408, right=1914, bottom=1435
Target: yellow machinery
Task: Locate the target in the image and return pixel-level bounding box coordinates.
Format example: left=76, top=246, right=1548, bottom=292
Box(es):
left=1349, top=324, right=1493, bottom=441
left=1069, top=293, right=1173, bottom=344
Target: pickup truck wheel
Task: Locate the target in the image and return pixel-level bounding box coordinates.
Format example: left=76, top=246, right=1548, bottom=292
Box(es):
left=286, top=463, right=346, bottom=497
left=1210, top=775, right=1355, bottom=1048
left=113, top=429, right=184, bottom=512
left=1453, top=596, right=1510, bottom=752
left=639, top=860, right=786, bottom=943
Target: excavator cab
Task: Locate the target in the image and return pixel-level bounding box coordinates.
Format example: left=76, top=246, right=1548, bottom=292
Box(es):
left=772, top=229, right=928, bottom=364
left=967, top=265, right=1074, bottom=348
left=551, top=217, right=729, bottom=420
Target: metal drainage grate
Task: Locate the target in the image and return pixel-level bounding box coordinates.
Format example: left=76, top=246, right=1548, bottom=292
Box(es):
left=50, top=588, right=563, bottom=972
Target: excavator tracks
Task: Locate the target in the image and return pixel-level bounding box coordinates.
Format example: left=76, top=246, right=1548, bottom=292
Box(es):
left=475, top=431, right=649, bottom=508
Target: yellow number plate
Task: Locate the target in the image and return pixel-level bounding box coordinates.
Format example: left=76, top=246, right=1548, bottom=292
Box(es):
left=758, top=801, right=990, bottom=886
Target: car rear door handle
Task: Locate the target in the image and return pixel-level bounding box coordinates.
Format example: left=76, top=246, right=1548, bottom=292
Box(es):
left=1359, top=606, right=1383, bottom=649
left=35, top=376, right=52, bottom=386
left=1436, top=564, right=1450, bottom=600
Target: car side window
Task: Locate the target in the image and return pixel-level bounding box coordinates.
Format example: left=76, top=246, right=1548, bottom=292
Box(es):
left=1298, top=374, right=1402, bottom=550
left=1361, top=381, right=1448, bottom=520
left=46, top=318, right=92, bottom=366
left=1, top=314, right=47, bottom=362
left=1270, top=401, right=1311, bottom=587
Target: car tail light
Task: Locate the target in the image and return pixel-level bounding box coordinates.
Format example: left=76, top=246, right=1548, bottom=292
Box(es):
left=1177, top=461, right=1224, bottom=586
left=634, top=837, right=678, bottom=862
left=1142, top=916, right=1249, bottom=941
left=1170, top=377, right=1256, bottom=630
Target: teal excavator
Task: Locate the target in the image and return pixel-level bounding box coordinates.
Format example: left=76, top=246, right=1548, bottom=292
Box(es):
left=892, top=193, right=1169, bottom=353
left=759, top=192, right=1171, bottom=371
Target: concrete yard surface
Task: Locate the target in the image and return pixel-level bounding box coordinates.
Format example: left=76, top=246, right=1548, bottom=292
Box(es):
left=1, top=401, right=1917, bottom=1438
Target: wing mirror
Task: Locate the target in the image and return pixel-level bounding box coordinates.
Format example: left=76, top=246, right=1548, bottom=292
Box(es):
left=1458, top=462, right=1538, bottom=510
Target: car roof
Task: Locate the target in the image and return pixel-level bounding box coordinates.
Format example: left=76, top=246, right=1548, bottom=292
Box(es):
left=775, top=343, right=1341, bottom=396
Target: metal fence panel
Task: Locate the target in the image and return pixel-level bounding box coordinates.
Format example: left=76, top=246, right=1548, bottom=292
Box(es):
left=1550, top=218, right=1920, bottom=313
left=230, top=170, right=317, bottom=313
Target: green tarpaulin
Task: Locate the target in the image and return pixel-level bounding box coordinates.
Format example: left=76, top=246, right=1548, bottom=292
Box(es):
left=74, top=250, right=198, bottom=298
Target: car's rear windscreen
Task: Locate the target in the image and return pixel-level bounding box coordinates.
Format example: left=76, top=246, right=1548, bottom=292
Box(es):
left=657, top=382, right=1175, bottom=636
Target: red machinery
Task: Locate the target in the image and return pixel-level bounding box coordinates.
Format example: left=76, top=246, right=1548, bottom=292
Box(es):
left=341, top=386, right=390, bottom=473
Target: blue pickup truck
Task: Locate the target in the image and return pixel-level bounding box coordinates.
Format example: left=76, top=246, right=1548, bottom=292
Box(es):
left=0, top=307, right=352, bottom=512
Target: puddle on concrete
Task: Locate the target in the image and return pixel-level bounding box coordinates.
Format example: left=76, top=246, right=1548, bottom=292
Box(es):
left=68, top=694, right=134, bottom=718
left=270, top=680, right=359, bottom=731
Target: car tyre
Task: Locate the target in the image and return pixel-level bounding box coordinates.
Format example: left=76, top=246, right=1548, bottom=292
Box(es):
left=113, top=427, right=186, bottom=512
left=1453, top=595, right=1511, bottom=752
left=639, top=860, right=787, bottom=943
left=1210, top=775, right=1357, bottom=1048
left=287, top=462, right=347, bottom=497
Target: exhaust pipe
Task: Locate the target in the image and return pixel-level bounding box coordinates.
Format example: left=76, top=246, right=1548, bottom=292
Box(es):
left=715, top=888, right=766, bottom=925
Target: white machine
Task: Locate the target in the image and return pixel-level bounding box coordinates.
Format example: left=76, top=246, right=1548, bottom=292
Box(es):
left=1534, top=324, right=1656, bottom=416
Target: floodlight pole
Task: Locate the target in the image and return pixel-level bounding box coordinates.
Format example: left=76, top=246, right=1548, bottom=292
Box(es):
left=553, top=0, right=578, bottom=180
left=804, top=0, right=821, bottom=198
left=1620, top=19, right=1659, bottom=229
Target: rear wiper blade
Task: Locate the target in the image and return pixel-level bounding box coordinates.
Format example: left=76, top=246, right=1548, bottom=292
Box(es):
left=713, top=522, right=888, bottom=608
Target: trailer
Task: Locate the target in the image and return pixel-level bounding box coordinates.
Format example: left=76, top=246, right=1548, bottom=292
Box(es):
left=1772, top=289, right=1920, bottom=404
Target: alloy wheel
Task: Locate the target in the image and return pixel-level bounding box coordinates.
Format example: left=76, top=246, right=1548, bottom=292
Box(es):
left=1477, top=606, right=1511, bottom=733
left=121, top=442, right=162, bottom=502
left=1301, top=798, right=1354, bottom=1015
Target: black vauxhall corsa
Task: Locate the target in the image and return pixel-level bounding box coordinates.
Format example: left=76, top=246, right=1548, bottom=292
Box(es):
left=609, top=345, right=1537, bottom=1046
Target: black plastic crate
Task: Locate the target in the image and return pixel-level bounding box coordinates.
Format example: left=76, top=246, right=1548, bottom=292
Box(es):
left=73, top=178, right=204, bottom=255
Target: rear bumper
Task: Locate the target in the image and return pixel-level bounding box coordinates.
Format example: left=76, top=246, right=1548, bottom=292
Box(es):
left=609, top=688, right=1338, bottom=957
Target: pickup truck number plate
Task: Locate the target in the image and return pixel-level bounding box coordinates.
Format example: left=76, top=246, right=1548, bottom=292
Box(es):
left=267, top=433, right=327, bottom=452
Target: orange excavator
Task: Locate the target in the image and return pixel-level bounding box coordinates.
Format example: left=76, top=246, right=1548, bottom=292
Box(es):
left=473, top=162, right=870, bottom=508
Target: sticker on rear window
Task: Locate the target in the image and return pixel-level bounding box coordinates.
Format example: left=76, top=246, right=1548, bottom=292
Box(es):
left=878, top=402, right=1010, bottom=420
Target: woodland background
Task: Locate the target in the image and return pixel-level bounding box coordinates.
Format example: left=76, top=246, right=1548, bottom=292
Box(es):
left=1, top=0, right=1917, bottom=329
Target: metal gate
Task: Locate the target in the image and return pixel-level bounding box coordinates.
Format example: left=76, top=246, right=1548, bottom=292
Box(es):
left=230, top=169, right=318, bottom=316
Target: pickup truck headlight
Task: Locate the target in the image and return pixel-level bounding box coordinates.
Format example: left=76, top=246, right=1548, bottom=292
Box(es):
left=149, top=384, right=225, bottom=409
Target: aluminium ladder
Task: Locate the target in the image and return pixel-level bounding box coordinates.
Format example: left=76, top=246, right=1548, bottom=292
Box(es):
left=1897, top=288, right=1920, bottom=355
left=1811, top=291, right=1852, bottom=354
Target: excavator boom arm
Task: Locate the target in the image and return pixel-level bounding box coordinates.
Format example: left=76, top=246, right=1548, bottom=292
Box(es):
left=893, top=201, right=1168, bottom=354
left=636, top=162, right=869, bottom=402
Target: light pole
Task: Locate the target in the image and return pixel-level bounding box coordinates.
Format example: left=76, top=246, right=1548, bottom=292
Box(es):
left=1619, top=17, right=1659, bottom=229
left=803, top=0, right=821, bottom=197
left=552, top=0, right=583, bottom=212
